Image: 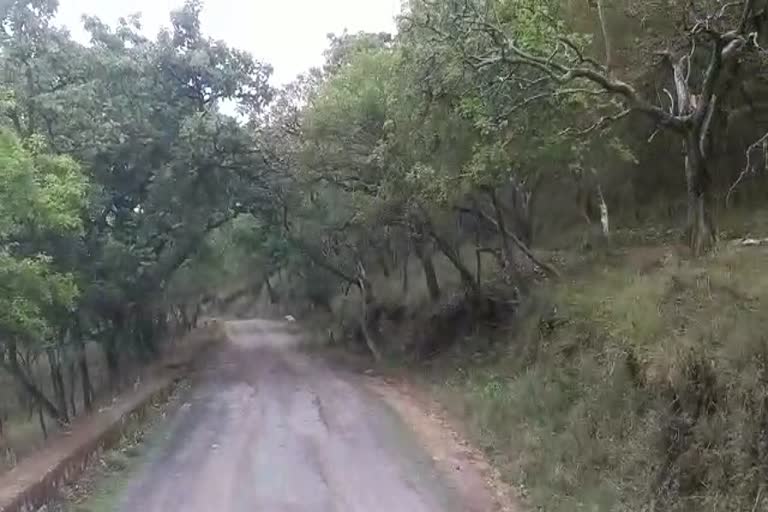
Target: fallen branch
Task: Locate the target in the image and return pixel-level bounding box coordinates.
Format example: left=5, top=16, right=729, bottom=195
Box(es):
left=733, top=237, right=768, bottom=247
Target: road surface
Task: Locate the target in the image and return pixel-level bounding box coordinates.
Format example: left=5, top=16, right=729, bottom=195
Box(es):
left=117, top=319, right=494, bottom=512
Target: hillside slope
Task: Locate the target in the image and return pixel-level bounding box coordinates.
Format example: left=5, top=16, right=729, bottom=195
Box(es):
left=422, top=242, right=768, bottom=511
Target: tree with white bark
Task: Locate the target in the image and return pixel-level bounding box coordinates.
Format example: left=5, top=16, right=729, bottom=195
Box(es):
left=404, top=0, right=768, bottom=254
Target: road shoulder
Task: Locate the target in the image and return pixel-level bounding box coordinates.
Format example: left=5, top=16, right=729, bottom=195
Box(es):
left=365, top=374, right=523, bottom=512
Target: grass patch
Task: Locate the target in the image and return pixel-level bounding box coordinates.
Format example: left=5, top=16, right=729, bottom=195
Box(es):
left=53, top=381, right=188, bottom=512
left=428, top=243, right=768, bottom=511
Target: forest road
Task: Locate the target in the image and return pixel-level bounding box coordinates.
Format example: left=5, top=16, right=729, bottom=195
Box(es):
left=117, top=319, right=495, bottom=512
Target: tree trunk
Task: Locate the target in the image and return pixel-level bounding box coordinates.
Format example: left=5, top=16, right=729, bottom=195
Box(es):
left=193, top=303, right=202, bottom=327
left=180, top=308, right=191, bottom=333
left=414, top=241, right=441, bottom=301
left=72, top=322, right=93, bottom=412
left=357, top=276, right=382, bottom=361
left=669, top=51, right=717, bottom=255
left=595, top=180, right=610, bottom=238
left=597, top=0, right=616, bottom=76
left=104, top=334, right=121, bottom=392
left=421, top=254, right=441, bottom=301
left=430, top=229, right=479, bottom=295
left=46, top=347, right=69, bottom=424
left=67, top=357, right=77, bottom=418
left=377, top=253, right=391, bottom=278
left=171, top=307, right=183, bottom=334
left=3, top=341, right=67, bottom=425
left=264, top=277, right=278, bottom=304
left=508, top=182, right=535, bottom=246
left=422, top=215, right=477, bottom=294
left=475, top=249, right=483, bottom=286
left=572, top=169, right=609, bottom=241
left=490, top=188, right=526, bottom=285
left=401, top=253, right=409, bottom=296
left=684, top=131, right=717, bottom=255
left=80, top=351, right=93, bottom=411
left=474, top=229, right=483, bottom=285
left=37, top=407, right=47, bottom=440
left=136, top=310, right=159, bottom=360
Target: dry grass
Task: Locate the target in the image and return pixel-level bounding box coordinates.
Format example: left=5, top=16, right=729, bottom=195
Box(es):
left=427, top=242, right=768, bottom=511
left=52, top=381, right=189, bottom=512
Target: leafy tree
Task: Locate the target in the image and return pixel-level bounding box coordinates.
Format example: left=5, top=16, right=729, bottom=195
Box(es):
left=404, top=0, right=767, bottom=254
left=0, top=127, right=86, bottom=423
left=0, top=0, right=277, bottom=414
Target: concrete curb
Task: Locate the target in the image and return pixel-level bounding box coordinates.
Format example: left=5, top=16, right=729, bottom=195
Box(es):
left=0, top=323, right=222, bottom=512
left=0, top=378, right=173, bottom=512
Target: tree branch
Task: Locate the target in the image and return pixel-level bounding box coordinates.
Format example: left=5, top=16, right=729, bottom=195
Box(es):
left=560, top=108, right=631, bottom=136
left=290, top=237, right=359, bottom=285
left=596, top=0, right=615, bottom=74
left=700, top=94, right=718, bottom=157
left=697, top=39, right=725, bottom=126
left=558, top=36, right=606, bottom=71
left=727, top=130, right=768, bottom=206
left=500, top=87, right=608, bottom=115
left=456, top=205, right=560, bottom=278
left=438, top=11, right=693, bottom=132
left=717, top=1, right=746, bottom=20
left=738, top=0, right=758, bottom=33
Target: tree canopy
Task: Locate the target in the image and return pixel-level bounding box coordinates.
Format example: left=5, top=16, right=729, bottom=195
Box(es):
left=1, top=0, right=767, bottom=446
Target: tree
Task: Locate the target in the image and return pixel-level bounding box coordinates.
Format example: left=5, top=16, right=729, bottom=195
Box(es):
left=405, top=0, right=767, bottom=254
left=0, top=0, right=278, bottom=395
left=0, top=128, right=86, bottom=424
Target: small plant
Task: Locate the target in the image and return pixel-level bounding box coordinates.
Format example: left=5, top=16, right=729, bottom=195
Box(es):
left=102, top=452, right=129, bottom=472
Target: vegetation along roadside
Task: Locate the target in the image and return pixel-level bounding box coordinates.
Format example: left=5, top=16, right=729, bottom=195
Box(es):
left=2, top=0, right=768, bottom=510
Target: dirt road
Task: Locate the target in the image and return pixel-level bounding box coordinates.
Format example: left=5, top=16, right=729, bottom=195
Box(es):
left=116, top=319, right=497, bottom=512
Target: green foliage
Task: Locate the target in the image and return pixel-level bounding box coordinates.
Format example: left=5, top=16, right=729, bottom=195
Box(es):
left=0, top=253, right=78, bottom=340
left=0, top=130, right=85, bottom=237
left=0, top=0, right=765, bottom=501
left=0, top=128, right=83, bottom=342
left=0, top=0, right=280, bottom=424
left=1, top=0, right=276, bottom=310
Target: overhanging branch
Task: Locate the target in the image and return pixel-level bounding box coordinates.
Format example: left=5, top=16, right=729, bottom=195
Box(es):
left=456, top=205, right=560, bottom=278
left=560, top=108, right=631, bottom=136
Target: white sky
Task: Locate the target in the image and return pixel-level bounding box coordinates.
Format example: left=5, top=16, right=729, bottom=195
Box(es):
left=55, top=0, right=400, bottom=86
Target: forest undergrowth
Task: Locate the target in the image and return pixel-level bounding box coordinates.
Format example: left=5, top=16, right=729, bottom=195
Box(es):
left=408, top=232, right=768, bottom=511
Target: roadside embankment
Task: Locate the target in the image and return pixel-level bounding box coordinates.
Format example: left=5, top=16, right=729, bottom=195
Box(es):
left=0, top=321, right=223, bottom=512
